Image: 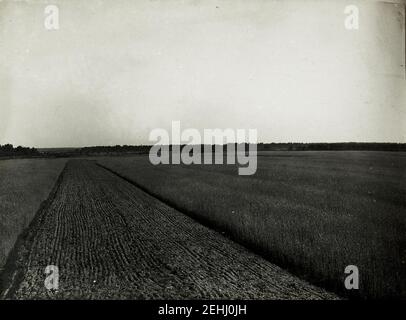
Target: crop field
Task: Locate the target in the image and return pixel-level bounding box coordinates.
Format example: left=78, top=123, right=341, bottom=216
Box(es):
left=0, top=158, right=67, bottom=270
left=98, top=151, right=406, bottom=299
left=1, top=160, right=336, bottom=299
left=1, top=152, right=404, bottom=299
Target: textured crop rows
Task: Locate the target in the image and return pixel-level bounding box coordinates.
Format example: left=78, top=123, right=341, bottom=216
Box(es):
left=2, top=160, right=336, bottom=299
left=97, top=152, right=406, bottom=299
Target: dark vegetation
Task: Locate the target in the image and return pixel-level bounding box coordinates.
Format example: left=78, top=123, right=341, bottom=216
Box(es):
left=0, top=144, right=40, bottom=158
left=2, top=143, right=405, bottom=159
left=80, top=143, right=406, bottom=154
left=257, top=142, right=406, bottom=151
left=80, top=145, right=150, bottom=155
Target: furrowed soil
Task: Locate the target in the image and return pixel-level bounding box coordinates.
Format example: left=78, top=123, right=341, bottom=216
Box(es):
left=1, top=160, right=337, bottom=299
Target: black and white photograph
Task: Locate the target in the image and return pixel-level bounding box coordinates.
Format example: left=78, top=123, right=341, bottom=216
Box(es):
left=0, top=0, right=405, bottom=315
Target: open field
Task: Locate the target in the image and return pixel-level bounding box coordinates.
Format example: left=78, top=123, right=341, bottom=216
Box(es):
left=98, top=151, right=406, bottom=299
left=0, top=158, right=67, bottom=270
left=1, top=160, right=336, bottom=299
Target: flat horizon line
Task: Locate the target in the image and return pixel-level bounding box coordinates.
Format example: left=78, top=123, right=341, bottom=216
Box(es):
left=33, top=141, right=406, bottom=149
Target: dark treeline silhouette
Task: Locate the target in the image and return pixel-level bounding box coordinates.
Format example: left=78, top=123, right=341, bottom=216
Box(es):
left=80, top=145, right=151, bottom=155
left=256, top=142, right=406, bottom=152
left=2, top=143, right=405, bottom=159
left=78, top=142, right=406, bottom=155
left=0, top=144, right=40, bottom=157
left=186, top=142, right=406, bottom=152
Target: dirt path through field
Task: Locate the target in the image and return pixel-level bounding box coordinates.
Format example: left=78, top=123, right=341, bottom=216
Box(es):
left=2, top=160, right=338, bottom=299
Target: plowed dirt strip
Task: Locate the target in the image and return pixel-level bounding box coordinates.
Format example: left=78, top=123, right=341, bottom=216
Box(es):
left=4, top=160, right=338, bottom=299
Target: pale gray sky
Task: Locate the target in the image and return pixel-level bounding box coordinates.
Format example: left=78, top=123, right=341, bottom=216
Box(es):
left=0, top=0, right=405, bottom=147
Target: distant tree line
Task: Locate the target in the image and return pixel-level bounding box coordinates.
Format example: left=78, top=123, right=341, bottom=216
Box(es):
left=0, top=144, right=40, bottom=157
left=2, top=142, right=405, bottom=159
left=80, top=145, right=151, bottom=155
left=256, top=142, right=406, bottom=152
left=78, top=142, right=406, bottom=155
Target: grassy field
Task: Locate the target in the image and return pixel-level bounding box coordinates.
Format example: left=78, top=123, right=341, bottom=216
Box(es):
left=98, top=151, right=406, bottom=299
left=0, top=158, right=66, bottom=270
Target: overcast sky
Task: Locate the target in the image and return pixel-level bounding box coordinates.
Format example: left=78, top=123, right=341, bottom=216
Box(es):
left=0, top=0, right=405, bottom=147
